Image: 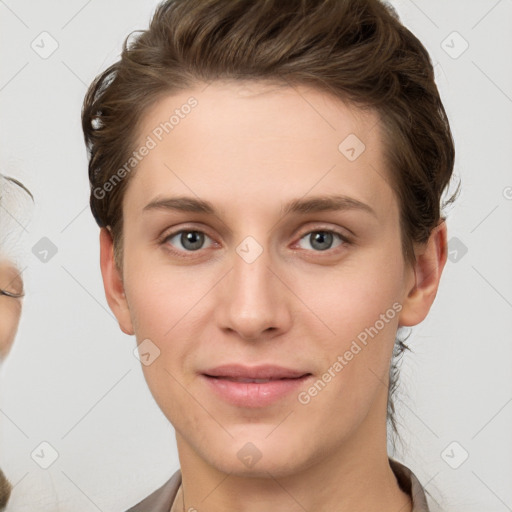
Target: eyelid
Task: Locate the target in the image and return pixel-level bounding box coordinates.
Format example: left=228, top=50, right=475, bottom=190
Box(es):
left=0, top=289, right=24, bottom=299
left=159, top=223, right=217, bottom=243
left=294, top=224, right=353, bottom=243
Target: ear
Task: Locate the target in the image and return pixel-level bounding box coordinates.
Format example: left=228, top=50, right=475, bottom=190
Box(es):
left=99, top=228, right=134, bottom=335
left=398, top=220, right=448, bottom=327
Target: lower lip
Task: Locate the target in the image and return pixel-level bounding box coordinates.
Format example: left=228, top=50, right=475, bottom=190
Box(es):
left=202, top=374, right=312, bottom=408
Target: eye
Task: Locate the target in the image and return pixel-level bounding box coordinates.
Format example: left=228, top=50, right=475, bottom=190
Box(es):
left=0, top=288, right=24, bottom=299
left=297, top=230, right=347, bottom=251
left=164, top=230, right=214, bottom=252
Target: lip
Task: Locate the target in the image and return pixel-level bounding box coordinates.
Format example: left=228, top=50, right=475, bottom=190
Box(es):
left=203, top=364, right=309, bottom=380
left=201, top=364, right=313, bottom=408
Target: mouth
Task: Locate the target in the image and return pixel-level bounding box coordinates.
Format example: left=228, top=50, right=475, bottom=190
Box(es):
left=203, top=364, right=310, bottom=380
left=201, top=364, right=313, bottom=408
left=206, top=376, right=302, bottom=383
left=204, top=373, right=311, bottom=384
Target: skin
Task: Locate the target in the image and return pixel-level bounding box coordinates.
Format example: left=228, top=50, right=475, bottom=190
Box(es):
left=100, top=81, right=447, bottom=512
left=0, top=259, right=22, bottom=508
left=0, top=259, right=23, bottom=361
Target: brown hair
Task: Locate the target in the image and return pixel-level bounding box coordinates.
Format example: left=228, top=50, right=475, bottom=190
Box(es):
left=0, top=468, right=11, bottom=510
left=82, top=0, right=458, bottom=445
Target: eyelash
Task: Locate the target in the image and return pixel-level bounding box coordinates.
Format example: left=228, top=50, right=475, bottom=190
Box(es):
left=159, top=225, right=352, bottom=258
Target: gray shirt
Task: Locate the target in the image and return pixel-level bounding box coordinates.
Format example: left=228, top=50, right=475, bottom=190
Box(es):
left=126, top=458, right=430, bottom=512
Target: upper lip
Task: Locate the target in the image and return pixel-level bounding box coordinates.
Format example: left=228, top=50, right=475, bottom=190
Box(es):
left=203, top=364, right=310, bottom=380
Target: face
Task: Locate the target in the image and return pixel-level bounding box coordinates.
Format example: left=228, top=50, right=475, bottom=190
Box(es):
left=0, top=260, right=23, bottom=361
left=101, top=81, right=446, bottom=477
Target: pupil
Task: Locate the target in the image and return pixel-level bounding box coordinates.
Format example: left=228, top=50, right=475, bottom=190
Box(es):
left=182, top=231, right=204, bottom=250
left=311, top=231, right=332, bottom=251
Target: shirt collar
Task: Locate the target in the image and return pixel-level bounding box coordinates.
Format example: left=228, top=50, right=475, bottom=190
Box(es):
left=126, top=458, right=431, bottom=512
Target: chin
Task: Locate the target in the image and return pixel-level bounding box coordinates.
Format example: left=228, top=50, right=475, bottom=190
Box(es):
left=200, top=432, right=313, bottom=479
left=211, top=453, right=303, bottom=479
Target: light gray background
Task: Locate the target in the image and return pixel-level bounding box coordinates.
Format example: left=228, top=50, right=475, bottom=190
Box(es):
left=0, top=1, right=511, bottom=511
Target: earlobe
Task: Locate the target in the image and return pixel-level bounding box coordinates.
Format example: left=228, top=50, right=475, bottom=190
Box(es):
left=99, top=228, right=134, bottom=335
left=398, top=221, right=448, bottom=327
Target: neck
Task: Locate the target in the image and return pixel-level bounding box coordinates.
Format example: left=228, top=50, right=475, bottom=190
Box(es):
left=174, top=390, right=412, bottom=512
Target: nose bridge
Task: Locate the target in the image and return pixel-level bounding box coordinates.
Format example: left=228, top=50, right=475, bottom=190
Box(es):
left=216, top=235, right=291, bottom=340
left=233, top=243, right=272, bottom=300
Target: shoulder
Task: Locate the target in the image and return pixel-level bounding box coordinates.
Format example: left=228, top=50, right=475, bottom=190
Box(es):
left=125, top=469, right=182, bottom=512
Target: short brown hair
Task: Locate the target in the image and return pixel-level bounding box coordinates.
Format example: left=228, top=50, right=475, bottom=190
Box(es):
left=82, top=0, right=458, bottom=443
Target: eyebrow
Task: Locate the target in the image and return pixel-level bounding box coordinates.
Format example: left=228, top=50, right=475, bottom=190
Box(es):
left=143, top=194, right=377, bottom=218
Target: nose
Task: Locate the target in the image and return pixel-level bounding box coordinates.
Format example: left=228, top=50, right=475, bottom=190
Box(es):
left=215, top=241, right=293, bottom=341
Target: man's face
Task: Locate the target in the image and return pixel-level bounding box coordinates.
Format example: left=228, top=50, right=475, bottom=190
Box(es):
left=102, top=81, right=422, bottom=476
left=0, top=260, right=23, bottom=360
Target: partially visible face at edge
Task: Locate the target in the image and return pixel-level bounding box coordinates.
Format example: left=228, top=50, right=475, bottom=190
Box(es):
left=0, top=259, right=23, bottom=361
left=100, top=81, right=447, bottom=478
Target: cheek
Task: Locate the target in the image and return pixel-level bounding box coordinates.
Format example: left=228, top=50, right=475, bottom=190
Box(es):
left=124, top=268, right=195, bottom=422
left=0, top=304, right=21, bottom=357
left=300, top=248, right=404, bottom=339
left=124, top=259, right=213, bottom=341
left=122, top=258, right=213, bottom=409
left=293, top=247, right=405, bottom=396
left=289, top=274, right=402, bottom=445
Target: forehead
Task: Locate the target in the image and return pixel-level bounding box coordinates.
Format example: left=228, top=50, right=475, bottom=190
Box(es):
left=124, top=81, right=395, bottom=217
